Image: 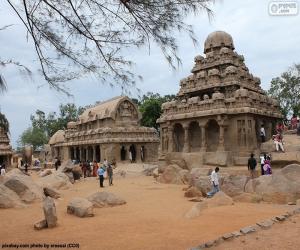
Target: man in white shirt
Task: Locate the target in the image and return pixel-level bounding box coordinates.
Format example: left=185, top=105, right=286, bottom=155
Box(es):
left=260, top=124, right=266, bottom=143
left=207, top=167, right=220, bottom=198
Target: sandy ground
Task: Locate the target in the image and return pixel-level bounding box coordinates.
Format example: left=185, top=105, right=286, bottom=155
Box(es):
left=212, top=214, right=300, bottom=250
left=0, top=166, right=291, bottom=250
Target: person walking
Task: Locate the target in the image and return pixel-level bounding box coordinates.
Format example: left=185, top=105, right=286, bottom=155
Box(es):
left=206, top=167, right=220, bottom=198
left=260, top=124, right=266, bottom=143
left=97, top=166, right=106, bottom=188
left=248, top=153, right=257, bottom=178
left=107, top=163, right=113, bottom=186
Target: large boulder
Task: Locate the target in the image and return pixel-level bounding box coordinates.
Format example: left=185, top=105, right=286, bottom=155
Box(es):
left=39, top=169, right=52, bottom=177
left=185, top=191, right=234, bottom=219
left=43, top=187, right=61, bottom=199
left=72, top=166, right=82, bottom=180
left=184, top=186, right=203, bottom=198
left=245, top=164, right=300, bottom=204
left=64, top=172, right=75, bottom=184
left=3, top=171, right=44, bottom=203
left=165, top=153, right=189, bottom=170
left=37, top=171, right=72, bottom=190
left=142, top=165, right=158, bottom=176
left=58, top=160, right=74, bottom=173
left=43, top=197, right=57, bottom=228
left=87, top=192, right=126, bottom=208
left=67, top=197, right=94, bottom=217
left=158, top=164, right=186, bottom=184
left=193, top=176, right=211, bottom=196
left=221, top=175, right=249, bottom=197
left=233, top=192, right=263, bottom=203
left=0, top=184, right=25, bottom=208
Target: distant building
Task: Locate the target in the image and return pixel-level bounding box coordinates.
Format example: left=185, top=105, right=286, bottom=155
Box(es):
left=0, top=127, right=13, bottom=166
left=49, top=96, right=159, bottom=163
left=157, top=31, right=282, bottom=166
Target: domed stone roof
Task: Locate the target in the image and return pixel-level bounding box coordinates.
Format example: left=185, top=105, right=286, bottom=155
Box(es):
left=204, top=31, right=235, bottom=53
left=49, top=130, right=65, bottom=145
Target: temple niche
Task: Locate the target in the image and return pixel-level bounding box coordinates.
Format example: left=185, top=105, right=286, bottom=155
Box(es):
left=49, top=96, right=159, bottom=163
left=157, top=31, right=282, bottom=167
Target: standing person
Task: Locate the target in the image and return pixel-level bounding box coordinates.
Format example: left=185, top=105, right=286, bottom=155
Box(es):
left=248, top=153, right=257, bottom=178
left=0, top=163, right=6, bottom=176
left=24, top=163, right=28, bottom=173
left=103, top=158, right=108, bottom=167
left=97, top=166, right=106, bottom=188
left=263, top=156, right=272, bottom=175
left=128, top=149, right=132, bottom=163
left=260, top=124, right=266, bottom=143
left=55, top=158, right=61, bottom=171
left=260, top=154, right=266, bottom=176
left=92, top=161, right=98, bottom=177
left=207, top=167, right=220, bottom=198
left=107, top=164, right=113, bottom=186
left=273, top=133, right=285, bottom=152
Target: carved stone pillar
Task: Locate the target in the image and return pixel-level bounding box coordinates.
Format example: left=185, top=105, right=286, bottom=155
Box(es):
left=168, top=126, right=174, bottom=153
left=183, top=124, right=190, bottom=153
left=200, top=125, right=206, bottom=152
left=79, top=147, right=83, bottom=162
left=93, top=146, right=96, bottom=161
left=218, top=125, right=225, bottom=151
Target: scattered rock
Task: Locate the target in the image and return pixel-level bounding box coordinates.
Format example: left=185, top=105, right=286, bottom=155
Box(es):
left=39, top=169, right=52, bottom=177
left=0, top=184, right=25, bottom=208
left=275, top=215, right=286, bottom=221
left=240, top=226, right=257, bottom=234
left=43, top=197, right=57, bottom=228
left=87, top=192, right=126, bottom=208
left=184, top=187, right=203, bottom=198
left=64, top=172, right=75, bottom=184
left=142, top=165, right=158, bottom=176
left=34, top=219, right=47, bottom=230
left=188, top=197, right=203, bottom=202
left=158, top=164, right=184, bottom=184
left=256, top=219, right=274, bottom=229
left=222, top=233, right=234, bottom=240
left=221, top=175, right=248, bottom=197
left=67, top=197, right=94, bottom=217
left=72, top=166, right=82, bottom=180
left=37, top=171, right=72, bottom=190
left=232, top=231, right=242, bottom=237
left=43, top=187, right=61, bottom=199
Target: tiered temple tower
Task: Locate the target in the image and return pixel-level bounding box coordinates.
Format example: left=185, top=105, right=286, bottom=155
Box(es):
left=157, top=31, right=282, bottom=166
left=0, top=127, right=13, bottom=166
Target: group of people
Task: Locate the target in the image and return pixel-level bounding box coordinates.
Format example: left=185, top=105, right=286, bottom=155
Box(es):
left=79, top=159, right=114, bottom=188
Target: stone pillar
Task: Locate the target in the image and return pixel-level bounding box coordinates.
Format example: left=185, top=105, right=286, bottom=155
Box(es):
left=79, top=147, right=82, bottom=161
left=93, top=146, right=96, bottom=162
left=218, top=125, right=225, bottom=151
left=168, top=126, right=174, bottom=153
left=183, top=124, right=190, bottom=153
left=199, top=124, right=206, bottom=152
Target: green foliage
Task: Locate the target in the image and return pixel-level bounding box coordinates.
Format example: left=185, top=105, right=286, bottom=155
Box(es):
left=0, top=112, right=9, bottom=133
left=268, top=64, right=300, bottom=118
left=138, top=92, right=175, bottom=129
left=18, top=127, right=48, bottom=150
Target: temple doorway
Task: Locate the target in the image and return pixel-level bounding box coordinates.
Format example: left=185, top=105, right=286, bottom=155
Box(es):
left=121, top=146, right=126, bottom=161
left=95, top=145, right=101, bottom=162
left=206, top=119, right=220, bottom=152
left=173, top=123, right=184, bottom=152
left=129, top=144, right=136, bottom=162
left=189, top=121, right=202, bottom=152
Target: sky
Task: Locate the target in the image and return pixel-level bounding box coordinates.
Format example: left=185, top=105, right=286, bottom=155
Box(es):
left=0, top=0, right=300, bottom=148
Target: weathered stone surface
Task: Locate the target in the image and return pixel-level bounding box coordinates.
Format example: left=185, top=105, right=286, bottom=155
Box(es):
left=240, top=226, right=257, bottom=234
left=143, top=165, right=158, bottom=176
left=256, top=219, right=274, bottom=229
left=221, top=175, right=248, bottom=197
left=297, top=199, right=300, bottom=206
left=194, top=176, right=211, bottom=196
left=43, top=197, right=57, bottom=228
left=72, top=166, right=82, bottom=180
left=185, top=192, right=233, bottom=219
left=43, top=187, right=61, bottom=199
left=64, top=172, right=75, bottom=184
left=34, top=219, right=47, bottom=230
left=184, top=187, right=203, bottom=198
left=245, top=164, right=300, bottom=204
left=222, top=233, right=234, bottom=240
left=3, top=172, right=44, bottom=203
left=158, top=164, right=185, bottom=184
left=0, top=184, right=24, bottom=208
left=67, top=197, right=94, bottom=217
left=39, top=169, right=52, bottom=177
left=152, top=168, right=159, bottom=178
left=233, top=192, right=262, bottom=203
left=232, top=231, right=242, bottom=237
left=275, top=215, right=286, bottom=221
left=37, top=171, right=72, bottom=190
left=58, top=160, right=74, bottom=173
left=87, top=192, right=126, bottom=208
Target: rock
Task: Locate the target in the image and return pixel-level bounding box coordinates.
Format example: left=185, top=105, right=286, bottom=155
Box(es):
left=188, top=168, right=207, bottom=186
left=58, top=160, right=74, bottom=173
left=39, top=169, right=52, bottom=177
left=142, top=165, right=158, bottom=176
left=275, top=215, right=286, bottom=221
left=3, top=172, right=44, bottom=203
left=43, top=197, right=57, bottom=228
left=152, top=168, right=159, bottom=178
left=72, top=166, right=82, bottom=180
left=233, top=192, right=262, bottom=203
left=188, top=197, right=203, bottom=202
left=221, top=175, right=249, bottom=197
left=64, top=172, right=75, bottom=184
left=297, top=199, right=300, bottom=206
left=222, top=233, right=234, bottom=240
left=184, top=187, right=203, bottom=198
left=158, top=164, right=184, bottom=184
left=0, top=184, right=24, bottom=208
left=185, top=192, right=233, bottom=219
left=67, top=197, right=94, bottom=217
left=240, top=226, right=257, bottom=234
left=87, top=192, right=126, bottom=208
left=232, top=231, right=242, bottom=237
left=34, top=219, right=47, bottom=230
left=256, top=219, right=274, bottom=229
left=37, top=171, right=72, bottom=190
left=43, top=187, right=61, bottom=199
left=193, top=176, right=211, bottom=196
left=288, top=201, right=296, bottom=205
left=204, top=240, right=215, bottom=247
left=165, top=153, right=188, bottom=170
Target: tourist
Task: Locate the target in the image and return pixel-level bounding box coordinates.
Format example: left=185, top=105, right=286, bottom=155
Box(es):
left=97, top=165, right=106, bottom=188
left=0, top=163, right=6, bottom=176
left=276, top=122, right=284, bottom=134
left=260, top=154, right=266, bottom=175
left=263, top=156, right=272, bottom=175
left=260, top=124, right=266, bottom=143
left=129, top=149, right=133, bottom=163
left=273, top=133, right=285, bottom=152
left=103, top=158, right=108, bottom=167
left=291, top=114, right=298, bottom=130
left=24, top=163, right=28, bottom=173
left=92, top=161, right=98, bottom=177
left=206, top=167, right=220, bottom=198
left=247, top=153, right=257, bottom=178
left=107, top=163, right=113, bottom=186
left=82, top=161, right=88, bottom=178
left=55, top=158, right=61, bottom=171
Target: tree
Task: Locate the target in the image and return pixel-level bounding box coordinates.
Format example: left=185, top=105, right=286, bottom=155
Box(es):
left=18, top=127, right=48, bottom=150
left=268, top=64, right=300, bottom=118
left=139, top=92, right=175, bottom=129
left=5, top=0, right=214, bottom=94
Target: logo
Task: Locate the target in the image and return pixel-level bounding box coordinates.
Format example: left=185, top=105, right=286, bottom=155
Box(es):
left=269, top=1, right=298, bottom=16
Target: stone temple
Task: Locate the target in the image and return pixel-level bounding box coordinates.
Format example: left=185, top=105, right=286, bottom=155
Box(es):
left=0, top=127, right=13, bottom=166
left=49, top=96, right=159, bottom=163
left=157, top=31, right=282, bottom=167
